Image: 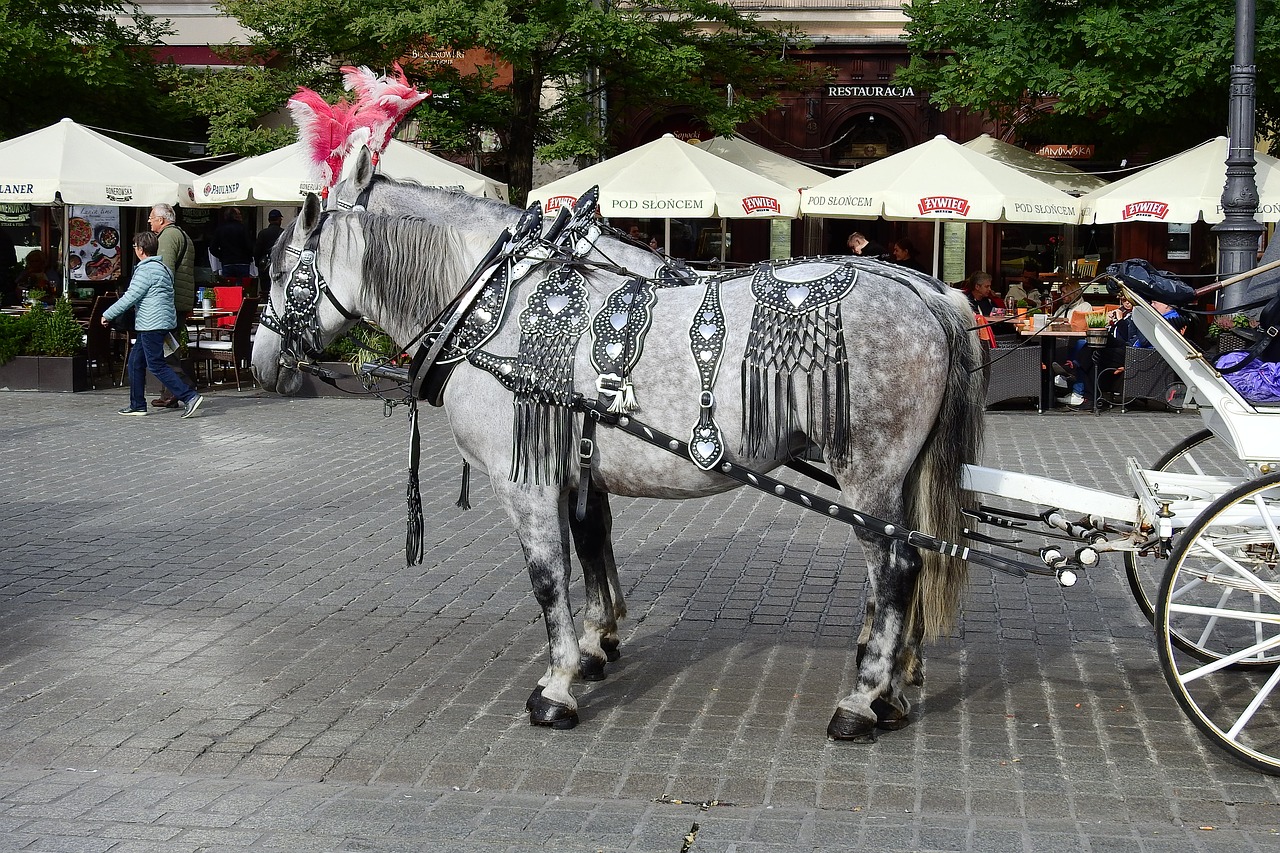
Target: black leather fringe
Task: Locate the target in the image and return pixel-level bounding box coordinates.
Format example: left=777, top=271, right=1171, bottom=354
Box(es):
left=456, top=459, right=471, bottom=510
left=405, top=401, right=425, bottom=566
left=742, top=303, right=850, bottom=463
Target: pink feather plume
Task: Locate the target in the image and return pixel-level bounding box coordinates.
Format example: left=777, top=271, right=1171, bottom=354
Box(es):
left=289, top=65, right=429, bottom=190
left=341, top=62, right=430, bottom=154
left=288, top=88, right=359, bottom=189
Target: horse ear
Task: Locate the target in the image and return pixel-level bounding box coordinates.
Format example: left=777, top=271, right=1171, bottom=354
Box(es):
left=352, top=146, right=375, bottom=190
left=300, top=192, right=323, bottom=234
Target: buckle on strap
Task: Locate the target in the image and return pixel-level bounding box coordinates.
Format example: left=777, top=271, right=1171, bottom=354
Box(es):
left=575, top=419, right=598, bottom=521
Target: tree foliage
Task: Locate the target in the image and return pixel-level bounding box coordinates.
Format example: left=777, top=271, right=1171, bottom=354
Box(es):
left=897, top=0, right=1280, bottom=159
left=0, top=0, right=180, bottom=142
left=173, top=0, right=822, bottom=202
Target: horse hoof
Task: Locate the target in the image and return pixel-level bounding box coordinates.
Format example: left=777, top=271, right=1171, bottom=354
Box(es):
left=579, top=653, right=607, bottom=682
left=826, top=708, right=878, bottom=743
left=525, top=686, right=543, bottom=712
left=871, top=698, right=911, bottom=731
left=601, top=638, right=621, bottom=662
left=528, top=692, right=580, bottom=730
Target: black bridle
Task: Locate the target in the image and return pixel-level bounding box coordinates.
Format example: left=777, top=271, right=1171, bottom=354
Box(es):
left=257, top=211, right=363, bottom=370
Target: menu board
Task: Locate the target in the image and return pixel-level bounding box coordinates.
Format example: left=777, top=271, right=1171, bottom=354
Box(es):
left=67, top=205, right=122, bottom=282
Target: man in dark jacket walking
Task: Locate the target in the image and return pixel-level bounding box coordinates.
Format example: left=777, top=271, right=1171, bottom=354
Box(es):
left=254, top=209, right=284, bottom=284
left=149, top=204, right=198, bottom=409
left=210, top=208, right=254, bottom=277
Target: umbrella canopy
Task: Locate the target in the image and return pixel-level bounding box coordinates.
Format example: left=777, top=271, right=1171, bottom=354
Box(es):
left=193, top=139, right=508, bottom=204
left=961, top=134, right=1106, bottom=197
left=0, top=118, right=196, bottom=207
left=695, top=135, right=830, bottom=191
left=800, top=135, right=1080, bottom=224
left=1078, top=136, right=1280, bottom=224
left=528, top=134, right=800, bottom=219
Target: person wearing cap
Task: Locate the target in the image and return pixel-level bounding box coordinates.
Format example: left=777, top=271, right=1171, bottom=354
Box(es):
left=254, top=209, right=285, bottom=286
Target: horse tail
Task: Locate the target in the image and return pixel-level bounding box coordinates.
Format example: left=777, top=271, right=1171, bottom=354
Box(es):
left=904, top=286, right=984, bottom=641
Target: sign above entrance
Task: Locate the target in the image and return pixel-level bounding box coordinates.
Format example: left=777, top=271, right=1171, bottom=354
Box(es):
left=1035, top=144, right=1095, bottom=159
left=825, top=85, right=915, bottom=98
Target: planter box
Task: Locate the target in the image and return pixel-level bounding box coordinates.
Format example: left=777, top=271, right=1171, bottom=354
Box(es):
left=37, top=356, right=88, bottom=392
left=298, top=361, right=403, bottom=398
left=0, top=356, right=40, bottom=391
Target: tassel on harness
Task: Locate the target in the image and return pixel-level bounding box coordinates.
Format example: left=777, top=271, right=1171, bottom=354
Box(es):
left=457, top=460, right=472, bottom=510
left=405, top=400, right=425, bottom=566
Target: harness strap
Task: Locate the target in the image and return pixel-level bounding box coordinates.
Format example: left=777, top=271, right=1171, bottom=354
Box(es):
left=570, top=395, right=1049, bottom=581
left=575, top=415, right=597, bottom=521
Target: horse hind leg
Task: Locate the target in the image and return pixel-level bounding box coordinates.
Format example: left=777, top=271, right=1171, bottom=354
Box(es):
left=829, top=540, right=922, bottom=742
left=567, top=489, right=626, bottom=681
left=495, top=481, right=582, bottom=730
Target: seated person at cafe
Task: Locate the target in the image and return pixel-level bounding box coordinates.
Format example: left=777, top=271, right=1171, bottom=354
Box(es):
left=961, top=270, right=1003, bottom=316
left=1070, top=299, right=1187, bottom=407
left=1013, top=262, right=1043, bottom=306
left=15, top=250, right=54, bottom=303
left=1051, top=279, right=1098, bottom=406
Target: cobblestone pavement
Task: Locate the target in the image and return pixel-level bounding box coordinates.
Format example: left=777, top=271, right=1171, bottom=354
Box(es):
left=1, top=389, right=1278, bottom=853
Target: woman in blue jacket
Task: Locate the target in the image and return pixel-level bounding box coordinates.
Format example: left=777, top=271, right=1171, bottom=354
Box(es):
left=101, top=231, right=204, bottom=418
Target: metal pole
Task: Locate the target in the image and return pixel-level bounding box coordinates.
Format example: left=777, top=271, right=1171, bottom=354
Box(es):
left=1212, top=0, right=1264, bottom=310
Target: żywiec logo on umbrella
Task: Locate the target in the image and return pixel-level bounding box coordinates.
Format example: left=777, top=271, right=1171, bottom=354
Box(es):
left=1121, top=201, right=1170, bottom=220
left=918, top=196, right=971, bottom=216
left=544, top=195, right=577, bottom=212
left=741, top=196, right=780, bottom=215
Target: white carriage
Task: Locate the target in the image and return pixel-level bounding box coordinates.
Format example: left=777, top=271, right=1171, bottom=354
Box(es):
left=965, top=286, right=1280, bottom=774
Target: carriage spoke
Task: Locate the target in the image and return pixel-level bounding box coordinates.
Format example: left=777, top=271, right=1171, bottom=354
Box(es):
left=1225, top=664, right=1280, bottom=740
left=1176, top=632, right=1280, bottom=682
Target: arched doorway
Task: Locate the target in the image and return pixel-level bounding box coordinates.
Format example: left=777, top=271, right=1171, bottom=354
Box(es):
left=832, top=112, right=909, bottom=168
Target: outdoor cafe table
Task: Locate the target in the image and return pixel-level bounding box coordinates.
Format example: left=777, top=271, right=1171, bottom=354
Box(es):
left=1019, top=325, right=1086, bottom=412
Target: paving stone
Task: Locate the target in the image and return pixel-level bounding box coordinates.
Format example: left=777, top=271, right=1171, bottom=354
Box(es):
left=1, top=394, right=1278, bottom=851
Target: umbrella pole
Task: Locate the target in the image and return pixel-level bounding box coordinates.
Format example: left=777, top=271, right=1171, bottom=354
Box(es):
left=664, top=219, right=671, bottom=256
left=720, top=219, right=727, bottom=264
left=932, top=221, right=941, bottom=278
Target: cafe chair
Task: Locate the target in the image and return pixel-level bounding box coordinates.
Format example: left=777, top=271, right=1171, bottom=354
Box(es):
left=212, top=285, right=244, bottom=328
left=983, top=339, right=1041, bottom=408
left=84, top=295, right=119, bottom=388
left=190, top=297, right=258, bottom=391
left=1102, top=347, right=1183, bottom=412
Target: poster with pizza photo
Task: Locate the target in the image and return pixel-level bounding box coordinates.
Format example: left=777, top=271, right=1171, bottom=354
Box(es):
left=67, top=205, right=122, bottom=282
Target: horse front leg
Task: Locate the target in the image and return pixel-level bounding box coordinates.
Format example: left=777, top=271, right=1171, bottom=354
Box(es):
left=829, top=539, right=922, bottom=742
left=495, top=481, right=582, bottom=730
left=567, top=489, right=626, bottom=682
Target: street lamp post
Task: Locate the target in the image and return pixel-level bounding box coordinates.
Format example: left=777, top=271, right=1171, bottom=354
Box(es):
left=1213, top=0, right=1264, bottom=310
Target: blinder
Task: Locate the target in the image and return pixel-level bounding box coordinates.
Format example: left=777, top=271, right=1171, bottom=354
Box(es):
left=258, top=210, right=362, bottom=369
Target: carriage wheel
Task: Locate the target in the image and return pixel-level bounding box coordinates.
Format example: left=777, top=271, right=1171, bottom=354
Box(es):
left=1156, top=473, right=1280, bottom=775
left=1125, top=430, right=1253, bottom=630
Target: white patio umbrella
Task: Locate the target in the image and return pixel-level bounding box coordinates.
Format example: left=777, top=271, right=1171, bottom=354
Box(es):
left=961, top=134, right=1106, bottom=197
left=192, top=139, right=508, bottom=205
left=0, top=117, right=196, bottom=207
left=695, top=135, right=829, bottom=191
left=801, top=135, right=1080, bottom=224
left=528, top=134, right=800, bottom=257
left=1078, top=136, right=1280, bottom=224
left=802, top=135, right=1080, bottom=276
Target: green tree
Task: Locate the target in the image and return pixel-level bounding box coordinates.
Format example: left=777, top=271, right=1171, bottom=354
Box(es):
left=897, top=0, right=1280, bottom=159
left=172, top=0, right=822, bottom=203
left=0, top=0, right=180, bottom=142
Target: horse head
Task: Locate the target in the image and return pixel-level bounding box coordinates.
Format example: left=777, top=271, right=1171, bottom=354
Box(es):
left=252, top=192, right=366, bottom=395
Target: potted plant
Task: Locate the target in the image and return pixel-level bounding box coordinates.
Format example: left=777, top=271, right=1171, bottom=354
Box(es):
left=31, top=298, right=88, bottom=391
left=0, top=309, right=39, bottom=390
left=1085, top=312, right=1110, bottom=347
left=1207, top=312, right=1253, bottom=353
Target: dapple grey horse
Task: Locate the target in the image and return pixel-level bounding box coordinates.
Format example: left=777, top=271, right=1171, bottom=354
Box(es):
left=252, top=191, right=984, bottom=739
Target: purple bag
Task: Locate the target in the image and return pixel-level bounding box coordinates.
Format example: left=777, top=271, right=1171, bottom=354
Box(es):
left=1216, top=351, right=1280, bottom=402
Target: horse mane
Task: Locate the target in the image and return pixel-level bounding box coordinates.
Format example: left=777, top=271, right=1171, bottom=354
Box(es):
left=365, top=173, right=518, bottom=225
left=345, top=211, right=472, bottom=326
left=270, top=211, right=472, bottom=331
